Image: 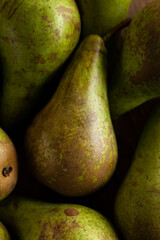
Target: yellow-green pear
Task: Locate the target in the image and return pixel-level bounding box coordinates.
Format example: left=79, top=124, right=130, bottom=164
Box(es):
left=0, top=222, right=10, bottom=240
left=114, top=104, right=160, bottom=239
left=25, top=34, right=118, bottom=197
left=0, top=0, right=81, bottom=130
left=76, top=0, right=132, bottom=37
left=109, top=1, right=160, bottom=119
left=0, top=196, right=119, bottom=240
left=0, top=128, right=18, bottom=201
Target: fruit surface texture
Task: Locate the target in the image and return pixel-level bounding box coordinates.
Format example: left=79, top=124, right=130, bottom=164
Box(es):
left=25, top=34, right=118, bottom=197
left=0, top=128, right=18, bottom=201
left=0, top=196, right=119, bottom=240
left=76, top=0, right=132, bottom=37
left=0, top=222, right=10, bottom=240
left=109, top=0, right=160, bottom=118
left=114, top=104, right=160, bottom=239
left=0, top=0, right=81, bottom=129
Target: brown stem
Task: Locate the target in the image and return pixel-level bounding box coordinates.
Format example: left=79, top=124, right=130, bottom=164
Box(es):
left=103, top=17, right=132, bottom=44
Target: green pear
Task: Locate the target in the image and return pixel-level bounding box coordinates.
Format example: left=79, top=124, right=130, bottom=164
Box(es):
left=0, top=128, right=18, bottom=201
left=0, top=196, right=119, bottom=240
left=109, top=0, right=160, bottom=119
left=75, top=0, right=132, bottom=37
left=0, top=0, right=81, bottom=130
left=25, top=34, right=118, bottom=197
left=0, top=222, right=10, bottom=240
left=114, top=104, right=160, bottom=239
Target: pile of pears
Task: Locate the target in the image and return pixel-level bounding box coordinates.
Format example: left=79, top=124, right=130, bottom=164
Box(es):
left=0, top=0, right=160, bottom=239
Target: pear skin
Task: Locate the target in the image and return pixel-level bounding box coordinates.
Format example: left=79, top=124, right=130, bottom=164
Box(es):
left=76, top=0, right=132, bottom=37
left=0, top=196, right=119, bottom=240
left=0, top=0, right=81, bottom=130
left=25, top=34, right=118, bottom=197
left=0, top=128, right=18, bottom=200
left=114, top=104, right=160, bottom=239
left=0, top=222, right=10, bottom=240
left=109, top=0, right=160, bottom=119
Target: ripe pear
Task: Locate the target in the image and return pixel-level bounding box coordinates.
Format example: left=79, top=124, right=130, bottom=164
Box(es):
left=25, top=34, right=118, bottom=197
left=0, top=128, right=18, bottom=200
left=109, top=0, right=160, bottom=119
left=76, top=0, right=132, bottom=37
left=0, top=222, right=10, bottom=240
left=0, top=0, right=81, bottom=130
left=114, top=104, right=160, bottom=239
left=0, top=196, right=119, bottom=240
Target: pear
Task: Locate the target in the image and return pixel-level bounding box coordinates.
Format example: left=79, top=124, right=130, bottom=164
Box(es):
left=0, top=196, right=119, bottom=240
left=114, top=104, right=160, bottom=239
left=0, top=128, right=18, bottom=200
left=76, top=0, right=132, bottom=37
left=109, top=0, right=160, bottom=119
left=0, top=222, right=10, bottom=240
left=0, top=0, right=81, bottom=130
left=25, top=34, right=118, bottom=197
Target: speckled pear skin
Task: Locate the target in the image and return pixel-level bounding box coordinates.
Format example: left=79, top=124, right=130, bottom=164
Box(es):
left=25, top=34, right=118, bottom=197
left=0, top=128, right=18, bottom=201
left=0, top=0, right=81, bottom=130
left=114, top=104, right=160, bottom=240
left=109, top=0, right=160, bottom=119
left=0, top=222, right=10, bottom=240
left=0, top=196, right=119, bottom=240
left=76, top=0, right=132, bottom=37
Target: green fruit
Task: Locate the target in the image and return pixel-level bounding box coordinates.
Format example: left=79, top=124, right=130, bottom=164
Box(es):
left=114, top=104, right=160, bottom=239
left=0, top=0, right=81, bottom=130
left=25, top=34, right=118, bottom=197
left=109, top=0, right=160, bottom=119
left=0, top=222, right=10, bottom=240
left=0, top=128, right=18, bottom=201
left=76, top=0, right=132, bottom=37
left=0, top=196, right=119, bottom=240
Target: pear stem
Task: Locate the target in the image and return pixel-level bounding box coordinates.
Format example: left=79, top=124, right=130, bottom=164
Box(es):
left=103, top=17, right=132, bottom=44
